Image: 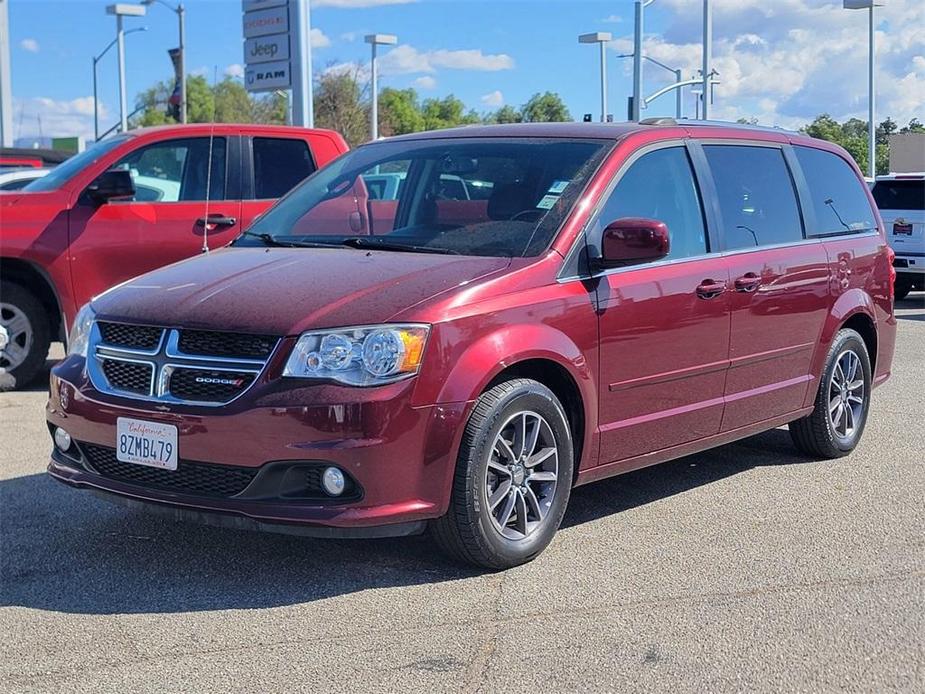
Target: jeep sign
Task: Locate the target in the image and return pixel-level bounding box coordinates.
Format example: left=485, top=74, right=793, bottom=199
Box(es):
left=244, top=34, right=290, bottom=64
left=244, top=60, right=292, bottom=92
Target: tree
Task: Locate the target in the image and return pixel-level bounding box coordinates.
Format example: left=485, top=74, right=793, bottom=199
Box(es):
left=213, top=78, right=254, bottom=123
left=313, top=67, right=369, bottom=146
left=487, top=105, right=522, bottom=124
left=421, top=95, right=480, bottom=131
left=378, top=88, right=425, bottom=136
left=520, top=92, right=571, bottom=123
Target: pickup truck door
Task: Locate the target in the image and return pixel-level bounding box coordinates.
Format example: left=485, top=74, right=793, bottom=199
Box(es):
left=68, top=135, right=243, bottom=303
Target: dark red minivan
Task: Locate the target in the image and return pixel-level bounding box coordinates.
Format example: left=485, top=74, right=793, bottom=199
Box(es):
left=46, top=121, right=896, bottom=568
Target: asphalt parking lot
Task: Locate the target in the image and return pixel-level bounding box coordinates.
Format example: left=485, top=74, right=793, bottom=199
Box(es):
left=2, top=296, right=923, bottom=693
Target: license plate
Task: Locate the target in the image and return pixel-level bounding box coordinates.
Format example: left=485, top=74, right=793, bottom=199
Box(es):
left=116, top=417, right=178, bottom=471
left=893, top=222, right=913, bottom=236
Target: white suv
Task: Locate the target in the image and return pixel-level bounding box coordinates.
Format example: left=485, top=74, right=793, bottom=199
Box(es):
left=872, top=173, right=924, bottom=299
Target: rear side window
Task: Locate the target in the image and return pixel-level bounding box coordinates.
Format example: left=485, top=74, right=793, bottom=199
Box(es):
left=111, top=137, right=227, bottom=202
left=794, top=146, right=876, bottom=235
left=594, top=146, right=707, bottom=262
left=253, top=137, right=316, bottom=199
left=704, top=145, right=803, bottom=250
left=871, top=179, right=925, bottom=211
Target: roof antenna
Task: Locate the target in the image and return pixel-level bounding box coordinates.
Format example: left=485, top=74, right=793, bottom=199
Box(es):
left=201, top=66, right=218, bottom=254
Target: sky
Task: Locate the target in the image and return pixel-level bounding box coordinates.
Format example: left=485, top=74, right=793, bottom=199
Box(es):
left=7, top=0, right=925, bottom=143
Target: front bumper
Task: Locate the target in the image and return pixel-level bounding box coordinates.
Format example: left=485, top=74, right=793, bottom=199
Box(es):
left=46, top=355, right=469, bottom=535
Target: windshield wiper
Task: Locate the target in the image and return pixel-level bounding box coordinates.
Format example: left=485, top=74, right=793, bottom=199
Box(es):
left=340, top=237, right=461, bottom=255
left=238, top=231, right=342, bottom=249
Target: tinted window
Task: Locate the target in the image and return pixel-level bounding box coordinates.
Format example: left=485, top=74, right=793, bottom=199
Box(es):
left=872, top=179, right=925, bottom=211
left=795, top=146, right=876, bottom=234
left=111, top=137, right=227, bottom=202
left=704, top=145, right=803, bottom=250
left=594, top=147, right=707, bottom=262
left=23, top=136, right=129, bottom=192
left=253, top=137, right=315, bottom=199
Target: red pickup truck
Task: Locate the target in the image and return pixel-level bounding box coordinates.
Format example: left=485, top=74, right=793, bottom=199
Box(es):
left=0, top=124, right=348, bottom=389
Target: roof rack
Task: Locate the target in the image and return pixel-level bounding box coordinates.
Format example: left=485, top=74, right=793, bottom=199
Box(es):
left=689, top=119, right=800, bottom=135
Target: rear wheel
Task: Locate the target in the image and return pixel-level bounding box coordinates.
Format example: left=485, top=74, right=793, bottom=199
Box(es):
left=431, top=378, right=574, bottom=569
left=789, top=328, right=871, bottom=459
left=0, top=281, right=50, bottom=391
left=894, top=275, right=914, bottom=301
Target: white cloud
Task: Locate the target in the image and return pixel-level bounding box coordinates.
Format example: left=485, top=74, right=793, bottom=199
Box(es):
left=20, top=38, right=39, bottom=53
left=602, top=15, right=621, bottom=24
left=314, top=0, right=416, bottom=7
left=13, top=96, right=107, bottom=140
left=480, top=90, right=504, bottom=107
left=311, top=28, right=331, bottom=49
left=413, top=75, right=437, bottom=90
left=224, top=63, right=245, bottom=79
left=379, top=45, right=514, bottom=75
left=609, top=0, right=925, bottom=127
left=340, top=31, right=361, bottom=43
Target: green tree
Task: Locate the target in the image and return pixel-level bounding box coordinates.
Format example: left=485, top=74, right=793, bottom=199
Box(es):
left=487, top=104, right=522, bottom=124
left=900, top=118, right=924, bottom=134
left=213, top=78, right=254, bottom=123
left=378, top=88, right=425, bottom=136
left=520, top=92, right=571, bottom=123
left=252, top=91, right=288, bottom=125
left=313, top=67, right=369, bottom=146
left=421, top=95, right=480, bottom=130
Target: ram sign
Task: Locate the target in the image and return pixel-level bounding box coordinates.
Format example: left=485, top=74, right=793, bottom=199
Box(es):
left=244, top=60, right=292, bottom=92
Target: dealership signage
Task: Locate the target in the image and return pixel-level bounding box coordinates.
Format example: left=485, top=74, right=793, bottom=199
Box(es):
left=242, top=0, right=291, bottom=91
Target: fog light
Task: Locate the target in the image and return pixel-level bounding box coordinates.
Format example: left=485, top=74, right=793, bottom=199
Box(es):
left=53, top=427, right=72, bottom=452
left=321, top=466, right=346, bottom=496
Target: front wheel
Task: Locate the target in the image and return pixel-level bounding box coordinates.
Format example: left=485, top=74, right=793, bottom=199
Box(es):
left=0, top=281, right=50, bottom=391
left=789, top=328, right=872, bottom=458
left=431, top=378, right=574, bottom=570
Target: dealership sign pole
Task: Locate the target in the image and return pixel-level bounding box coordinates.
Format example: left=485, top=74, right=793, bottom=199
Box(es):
left=0, top=0, right=13, bottom=147
left=242, top=0, right=313, bottom=127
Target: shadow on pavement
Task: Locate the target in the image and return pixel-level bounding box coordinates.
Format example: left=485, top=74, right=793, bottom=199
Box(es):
left=0, top=428, right=821, bottom=616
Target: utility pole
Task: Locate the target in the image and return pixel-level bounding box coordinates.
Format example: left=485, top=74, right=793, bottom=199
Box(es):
left=366, top=34, right=397, bottom=140
left=579, top=32, right=612, bottom=123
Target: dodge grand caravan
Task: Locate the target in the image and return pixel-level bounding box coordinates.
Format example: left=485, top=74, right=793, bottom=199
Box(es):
left=46, top=121, right=896, bottom=569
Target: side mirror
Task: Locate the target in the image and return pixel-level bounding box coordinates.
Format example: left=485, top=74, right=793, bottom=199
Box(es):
left=599, top=217, right=670, bottom=267
left=86, top=169, right=135, bottom=204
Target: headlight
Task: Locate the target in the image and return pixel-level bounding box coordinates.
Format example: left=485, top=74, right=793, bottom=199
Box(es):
left=67, top=303, right=96, bottom=357
left=283, top=324, right=429, bottom=386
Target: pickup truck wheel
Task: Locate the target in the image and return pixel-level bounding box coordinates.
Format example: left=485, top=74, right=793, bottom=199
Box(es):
left=0, top=282, right=50, bottom=391
left=789, top=329, right=871, bottom=459
left=894, top=276, right=913, bottom=301
left=431, top=378, right=574, bottom=570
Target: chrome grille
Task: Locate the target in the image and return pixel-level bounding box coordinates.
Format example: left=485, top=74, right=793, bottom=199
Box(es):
left=98, top=322, right=163, bottom=351
left=101, top=359, right=153, bottom=395
left=87, top=322, right=278, bottom=406
left=167, top=368, right=257, bottom=402
left=178, top=330, right=276, bottom=359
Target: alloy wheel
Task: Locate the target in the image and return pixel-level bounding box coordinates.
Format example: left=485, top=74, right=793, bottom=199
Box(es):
left=828, top=349, right=865, bottom=440
left=484, top=410, right=559, bottom=540
left=0, top=302, right=33, bottom=372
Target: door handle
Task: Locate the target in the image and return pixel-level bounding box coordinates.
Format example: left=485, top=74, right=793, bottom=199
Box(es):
left=734, top=272, right=762, bottom=293
left=696, top=279, right=727, bottom=299
left=195, top=214, right=237, bottom=229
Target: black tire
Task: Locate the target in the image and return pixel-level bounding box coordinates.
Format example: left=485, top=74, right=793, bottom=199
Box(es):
left=0, top=281, right=50, bottom=391
left=431, top=378, right=574, bottom=570
left=789, top=328, right=872, bottom=459
left=894, top=276, right=913, bottom=301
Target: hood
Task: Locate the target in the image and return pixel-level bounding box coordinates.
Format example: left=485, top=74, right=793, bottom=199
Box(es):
left=91, top=246, right=511, bottom=336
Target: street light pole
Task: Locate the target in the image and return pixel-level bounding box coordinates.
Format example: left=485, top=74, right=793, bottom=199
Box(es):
left=579, top=32, right=612, bottom=123
left=142, top=0, right=186, bottom=123
left=106, top=4, right=146, bottom=133
left=618, top=53, right=683, bottom=119
left=365, top=34, right=397, bottom=141
left=844, top=1, right=879, bottom=178
left=701, top=0, right=712, bottom=120
left=632, top=0, right=644, bottom=121
left=92, top=27, right=146, bottom=142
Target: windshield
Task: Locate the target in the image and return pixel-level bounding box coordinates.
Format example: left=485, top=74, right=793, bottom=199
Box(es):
left=23, top=136, right=130, bottom=192
left=235, top=137, right=610, bottom=257
left=872, top=180, right=924, bottom=212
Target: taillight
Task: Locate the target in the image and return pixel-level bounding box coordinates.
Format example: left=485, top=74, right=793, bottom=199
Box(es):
left=887, top=246, right=896, bottom=299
